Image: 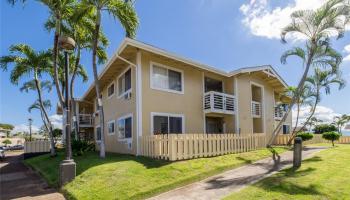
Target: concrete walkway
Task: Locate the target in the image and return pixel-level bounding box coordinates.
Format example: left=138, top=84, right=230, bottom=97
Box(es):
left=149, top=146, right=327, bottom=200
left=0, top=151, right=65, bottom=200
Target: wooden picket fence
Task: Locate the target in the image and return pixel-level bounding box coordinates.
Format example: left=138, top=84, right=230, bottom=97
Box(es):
left=274, top=134, right=350, bottom=145
left=24, top=140, right=50, bottom=153
left=141, top=133, right=266, bottom=161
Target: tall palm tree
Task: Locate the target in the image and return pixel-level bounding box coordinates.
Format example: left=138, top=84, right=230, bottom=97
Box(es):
left=0, top=44, right=57, bottom=156
left=286, top=68, right=346, bottom=144
left=45, top=11, right=108, bottom=138
left=77, top=0, right=139, bottom=158
left=269, top=0, right=350, bottom=145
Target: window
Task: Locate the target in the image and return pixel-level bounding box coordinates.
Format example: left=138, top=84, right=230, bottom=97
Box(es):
left=107, top=83, right=115, bottom=98
left=117, top=114, right=132, bottom=139
left=96, top=126, right=101, bottom=141
left=107, top=120, right=115, bottom=135
left=118, top=68, right=132, bottom=97
left=283, top=125, right=290, bottom=134
left=152, top=113, right=184, bottom=134
left=151, top=63, right=183, bottom=93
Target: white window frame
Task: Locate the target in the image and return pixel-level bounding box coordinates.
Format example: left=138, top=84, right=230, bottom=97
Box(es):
left=95, top=125, right=101, bottom=142
left=117, top=113, right=133, bottom=141
left=150, top=112, right=185, bottom=135
left=107, top=81, right=115, bottom=99
left=150, top=61, right=184, bottom=94
left=107, top=120, right=115, bottom=135
left=117, top=66, right=132, bottom=99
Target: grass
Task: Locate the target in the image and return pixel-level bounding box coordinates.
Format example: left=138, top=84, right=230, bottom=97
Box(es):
left=224, top=144, right=350, bottom=200
left=24, top=147, right=287, bottom=200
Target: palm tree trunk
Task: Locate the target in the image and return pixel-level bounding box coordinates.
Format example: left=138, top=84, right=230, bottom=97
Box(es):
left=70, top=46, right=81, bottom=141
left=53, top=19, right=65, bottom=108
left=93, top=9, right=105, bottom=158
left=291, top=100, right=301, bottom=134
left=267, top=45, right=316, bottom=146
left=34, top=72, right=56, bottom=156
left=287, top=89, right=320, bottom=144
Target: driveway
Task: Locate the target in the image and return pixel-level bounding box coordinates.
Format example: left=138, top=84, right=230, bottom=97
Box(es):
left=0, top=151, right=65, bottom=200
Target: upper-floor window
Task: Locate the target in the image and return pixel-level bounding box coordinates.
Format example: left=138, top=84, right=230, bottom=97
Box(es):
left=107, top=82, right=115, bottom=98
left=151, top=62, right=184, bottom=94
left=118, top=68, right=131, bottom=98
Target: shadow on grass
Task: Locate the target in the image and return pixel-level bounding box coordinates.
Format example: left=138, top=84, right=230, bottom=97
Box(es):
left=25, top=150, right=172, bottom=188
left=253, top=167, right=323, bottom=196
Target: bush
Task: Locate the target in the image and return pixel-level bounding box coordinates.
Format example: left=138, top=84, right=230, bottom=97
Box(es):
left=296, top=132, right=314, bottom=141
left=322, top=132, right=341, bottom=146
left=71, top=140, right=95, bottom=156
left=314, top=124, right=337, bottom=134
left=2, top=139, right=12, bottom=146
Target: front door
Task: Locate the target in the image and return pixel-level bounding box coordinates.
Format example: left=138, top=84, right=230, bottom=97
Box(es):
left=206, top=117, right=224, bottom=134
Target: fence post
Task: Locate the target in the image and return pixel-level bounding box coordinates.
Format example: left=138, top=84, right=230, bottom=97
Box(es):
left=169, top=135, right=176, bottom=161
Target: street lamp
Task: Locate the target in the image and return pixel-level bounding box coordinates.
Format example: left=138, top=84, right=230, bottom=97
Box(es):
left=58, top=35, right=76, bottom=186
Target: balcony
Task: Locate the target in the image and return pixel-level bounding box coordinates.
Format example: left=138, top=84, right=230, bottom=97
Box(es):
left=274, top=106, right=284, bottom=120
left=251, top=101, right=261, bottom=118
left=78, top=114, right=94, bottom=127
left=204, top=91, right=235, bottom=115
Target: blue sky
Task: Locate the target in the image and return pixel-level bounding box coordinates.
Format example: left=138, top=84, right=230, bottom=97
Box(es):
left=1, top=0, right=349, bottom=131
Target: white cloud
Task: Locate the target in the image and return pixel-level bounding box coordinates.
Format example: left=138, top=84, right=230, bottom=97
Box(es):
left=343, top=44, right=350, bottom=62
left=11, top=124, right=39, bottom=134
left=49, top=114, right=62, bottom=129
left=292, top=105, right=342, bottom=127
left=10, top=115, right=62, bottom=135
left=239, top=0, right=346, bottom=40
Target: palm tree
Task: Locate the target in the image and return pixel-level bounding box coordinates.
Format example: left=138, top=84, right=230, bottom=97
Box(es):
left=333, top=114, right=350, bottom=133
left=269, top=0, right=350, bottom=145
left=28, top=99, right=52, bottom=133
left=77, top=0, right=139, bottom=158
left=0, top=44, right=57, bottom=156
left=286, top=68, right=345, bottom=144
left=21, top=80, right=53, bottom=132
left=286, top=85, right=316, bottom=134
left=45, top=11, right=108, bottom=139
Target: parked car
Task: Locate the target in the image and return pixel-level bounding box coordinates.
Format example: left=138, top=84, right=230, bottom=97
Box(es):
left=9, top=145, right=24, bottom=150
left=0, top=147, right=5, bottom=160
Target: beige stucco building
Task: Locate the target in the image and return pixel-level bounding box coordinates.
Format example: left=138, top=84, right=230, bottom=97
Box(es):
left=73, top=38, right=292, bottom=155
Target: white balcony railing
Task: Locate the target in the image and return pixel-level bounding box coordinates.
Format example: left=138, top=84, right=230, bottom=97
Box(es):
left=79, top=114, right=93, bottom=127
left=204, top=91, right=235, bottom=114
left=251, top=101, right=261, bottom=118
left=274, top=106, right=284, bottom=120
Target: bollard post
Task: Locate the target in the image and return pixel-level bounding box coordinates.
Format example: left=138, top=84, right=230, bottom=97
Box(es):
left=293, top=137, right=302, bottom=169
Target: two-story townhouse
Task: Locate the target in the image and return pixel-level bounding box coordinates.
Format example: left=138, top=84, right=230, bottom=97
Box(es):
left=71, top=38, right=292, bottom=155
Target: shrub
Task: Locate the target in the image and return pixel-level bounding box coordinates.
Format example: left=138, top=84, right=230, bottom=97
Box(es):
left=71, top=140, right=95, bottom=156
left=2, top=139, right=11, bottom=146
left=314, top=124, right=337, bottom=134
left=322, top=132, right=341, bottom=146
left=296, top=132, right=314, bottom=141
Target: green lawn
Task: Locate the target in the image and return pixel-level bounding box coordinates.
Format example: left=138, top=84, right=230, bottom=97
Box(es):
left=224, top=144, right=350, bottom=200
left=24, top=147, right=287, bottom=200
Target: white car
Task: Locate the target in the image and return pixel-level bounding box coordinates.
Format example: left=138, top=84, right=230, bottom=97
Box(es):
left=0, top=147, right=5, bottom=160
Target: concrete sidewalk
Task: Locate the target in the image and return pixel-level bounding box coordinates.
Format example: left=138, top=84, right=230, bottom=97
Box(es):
left=149, top=146, right=327, bottom=200
left=0, top=151, right=65, bottom=200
